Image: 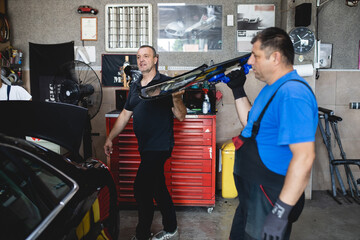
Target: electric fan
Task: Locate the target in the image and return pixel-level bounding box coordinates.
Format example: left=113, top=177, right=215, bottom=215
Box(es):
left=53, top=60, right=102, bottom=119
left=52, top=60, right=102, bottom=159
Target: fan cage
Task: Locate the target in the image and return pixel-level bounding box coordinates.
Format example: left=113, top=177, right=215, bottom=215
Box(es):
left=53, top=60, right=102, bottom=120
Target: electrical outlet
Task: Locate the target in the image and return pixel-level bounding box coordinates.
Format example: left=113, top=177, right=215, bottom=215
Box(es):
left=349, top=102, right=360, bottom=109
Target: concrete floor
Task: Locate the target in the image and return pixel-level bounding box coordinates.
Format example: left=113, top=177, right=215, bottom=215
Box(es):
left=118, top=191, right=360, bottom=240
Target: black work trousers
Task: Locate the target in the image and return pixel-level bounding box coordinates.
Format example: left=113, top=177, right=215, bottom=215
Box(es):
left=134, top=150, right=177, bottom=240
left=229, top=174, right=292, bottom=240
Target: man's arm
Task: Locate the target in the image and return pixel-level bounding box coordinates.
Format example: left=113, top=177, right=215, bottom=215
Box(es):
left=279, top=141, right=316, bottom=205
left=234, top=97, right=252, bottom=127
left=261, top=141, right=315, bottom=240
left=172, top=90, right=187, bottom=121
left=104, top=109, right=133, bottom=156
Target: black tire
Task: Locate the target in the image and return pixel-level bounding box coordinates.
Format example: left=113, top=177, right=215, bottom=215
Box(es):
left=0, top=13, right=10, bottom=43
left=77, top=9, right=82, bottom=13
left=91, top=9, right=95, bottom=14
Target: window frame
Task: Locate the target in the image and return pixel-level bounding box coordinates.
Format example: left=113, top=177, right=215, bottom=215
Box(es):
left=0, top=143, right=79, bottom=240
left=105, top=3, right=153, bottom=52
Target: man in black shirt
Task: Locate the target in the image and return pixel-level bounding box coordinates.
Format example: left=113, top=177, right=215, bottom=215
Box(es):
left=104, top=45, right=186, bottom=240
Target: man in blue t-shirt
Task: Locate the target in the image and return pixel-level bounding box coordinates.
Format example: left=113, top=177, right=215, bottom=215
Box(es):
left=104, top=45, right=186, bottom=240
left=225, top=27, right=318, bottom=240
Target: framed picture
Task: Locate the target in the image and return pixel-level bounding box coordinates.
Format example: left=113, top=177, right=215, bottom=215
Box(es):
left=236, top=4, right=275, bottom=52
left=81, top=17, right=97, bottom=41
left=157, top=4, right=222, bottom=52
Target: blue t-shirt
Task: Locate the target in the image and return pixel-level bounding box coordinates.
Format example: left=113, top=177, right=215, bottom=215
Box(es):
left=241, top=70, right=318, bottom=176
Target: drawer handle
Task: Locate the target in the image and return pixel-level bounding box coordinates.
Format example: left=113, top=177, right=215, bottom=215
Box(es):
left=119, top=193, right=135, bottom=197
left=172, top=189, right=203, bottom=193
left=119, top=173, right=136, bottom=177
left=171, top=162, right=203, bottom=166
left=119, top=167, right=138, bottom=171
left=171, top=168, right=203, bottom=172
left=119, top=180, right=135, bottom=184
left=119, top=160, right=141, bottom=164
left=171, top=175, right=202, bottom=179
left=172, top=195, right=203, bottom=199
left=171, top=155, right=203, bottom=159
left=119, top=187, right=133, bottom=191
left=171, top=182, right=201, bottom=186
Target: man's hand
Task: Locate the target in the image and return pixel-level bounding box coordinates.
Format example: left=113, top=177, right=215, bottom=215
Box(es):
left=104, top=138, right=113, bottom=157
left=172, top=89, right=185, bottom=100
left=225, top=68, right=247, bottom=99
left=262, top=199, right=293, bottom=240
left=226, top=68, right=247, bottom=89
left=172, top=89, right=186, bottom=121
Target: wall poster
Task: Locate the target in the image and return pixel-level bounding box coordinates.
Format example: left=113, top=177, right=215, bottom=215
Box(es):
left=237, top=4, right=275, bottom=52
left=157, top=4, right=222, bottom=52
left=101, top=54, right=137, bottom=87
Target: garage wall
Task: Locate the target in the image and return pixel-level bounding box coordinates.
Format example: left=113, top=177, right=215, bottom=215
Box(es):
left=8, top=0, right=283, bottom=69
left=9, top=0, right=360, bottom=193
left=317, top=0, right=360, bottom=69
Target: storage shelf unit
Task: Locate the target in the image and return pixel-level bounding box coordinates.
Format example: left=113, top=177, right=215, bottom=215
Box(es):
left=105, top=114, right=216, bottom=208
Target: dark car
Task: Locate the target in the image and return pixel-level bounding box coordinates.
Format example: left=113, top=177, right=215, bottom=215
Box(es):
left=0, top=101, right=119, bottom=240
left=77, top=5, right=98, bottom=15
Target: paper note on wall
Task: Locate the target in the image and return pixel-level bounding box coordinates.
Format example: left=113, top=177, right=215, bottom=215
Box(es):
left=74, top=46, right=96, bottom=63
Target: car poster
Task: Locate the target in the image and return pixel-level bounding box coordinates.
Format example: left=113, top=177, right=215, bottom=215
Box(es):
left=157, top=4, right=222, bottom=52
left=237, top=4, right=275, bottom=52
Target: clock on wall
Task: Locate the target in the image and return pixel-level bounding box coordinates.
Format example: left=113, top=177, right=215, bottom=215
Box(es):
left=289, top=27, right=315, bottom=54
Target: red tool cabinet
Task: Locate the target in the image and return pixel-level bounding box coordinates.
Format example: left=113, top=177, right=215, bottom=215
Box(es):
left=105, top=112, right=216, bottom=211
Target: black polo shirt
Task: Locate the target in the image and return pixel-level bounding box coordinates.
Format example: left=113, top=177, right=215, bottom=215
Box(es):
left=124, top=72, right=174, bottom=152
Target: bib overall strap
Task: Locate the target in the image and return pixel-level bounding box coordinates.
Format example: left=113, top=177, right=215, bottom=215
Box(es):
left=7, top=85, right=11, bottom=101
left=251, top=79, right=314, bottom=138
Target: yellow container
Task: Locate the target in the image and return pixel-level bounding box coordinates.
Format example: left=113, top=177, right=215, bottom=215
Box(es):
left=221, top=140, right=238, bottom=198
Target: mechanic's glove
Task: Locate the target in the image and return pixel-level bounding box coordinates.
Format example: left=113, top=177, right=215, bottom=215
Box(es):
left=225, top=68, right=247, bottom=99
left=262, top=198, right=293, bottom=240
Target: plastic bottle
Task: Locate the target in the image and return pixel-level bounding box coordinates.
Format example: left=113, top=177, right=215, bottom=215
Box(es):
left=122, top=56, right=130, bottom=87
left=202, top=89, right=211, bottom=114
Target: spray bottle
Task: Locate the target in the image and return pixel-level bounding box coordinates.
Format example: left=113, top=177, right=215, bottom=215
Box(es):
left=202, top=89, right=211, bottom=114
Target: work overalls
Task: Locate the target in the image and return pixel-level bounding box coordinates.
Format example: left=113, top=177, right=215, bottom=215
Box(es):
left=230, top=80, right=312, bottom=240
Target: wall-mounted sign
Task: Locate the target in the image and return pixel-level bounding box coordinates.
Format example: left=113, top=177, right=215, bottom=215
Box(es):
left=236, top=4, right=275, bottom=52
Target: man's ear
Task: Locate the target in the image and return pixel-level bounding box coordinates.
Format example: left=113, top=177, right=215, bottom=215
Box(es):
left=271, top=51, right=282, bottom=65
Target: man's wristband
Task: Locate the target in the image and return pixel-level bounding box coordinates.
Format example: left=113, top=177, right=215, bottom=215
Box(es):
left=232, top=87, right=246, bottom=100
left=272, top=198, right=293, bottom=220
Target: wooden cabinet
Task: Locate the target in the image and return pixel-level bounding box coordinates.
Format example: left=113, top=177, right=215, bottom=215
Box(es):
left=105, top=113, right=216, bottom=209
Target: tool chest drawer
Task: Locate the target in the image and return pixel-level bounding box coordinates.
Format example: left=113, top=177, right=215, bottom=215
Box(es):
left=164, top=159, right=212, bottom=173
left=172, top=145, right=213, bottom=160
left=165, top=172, right=212, bottom=187
left=169, top=186, right=213, bottom=201
left=106, top=114, right=216, bottom=207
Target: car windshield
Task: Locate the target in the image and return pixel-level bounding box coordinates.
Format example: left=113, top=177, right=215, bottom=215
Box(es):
left=0, top=144, right=74, bottom=239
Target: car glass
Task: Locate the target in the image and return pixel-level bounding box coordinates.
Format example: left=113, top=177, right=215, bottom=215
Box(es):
left=0, top=145, right=73, bottom=239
